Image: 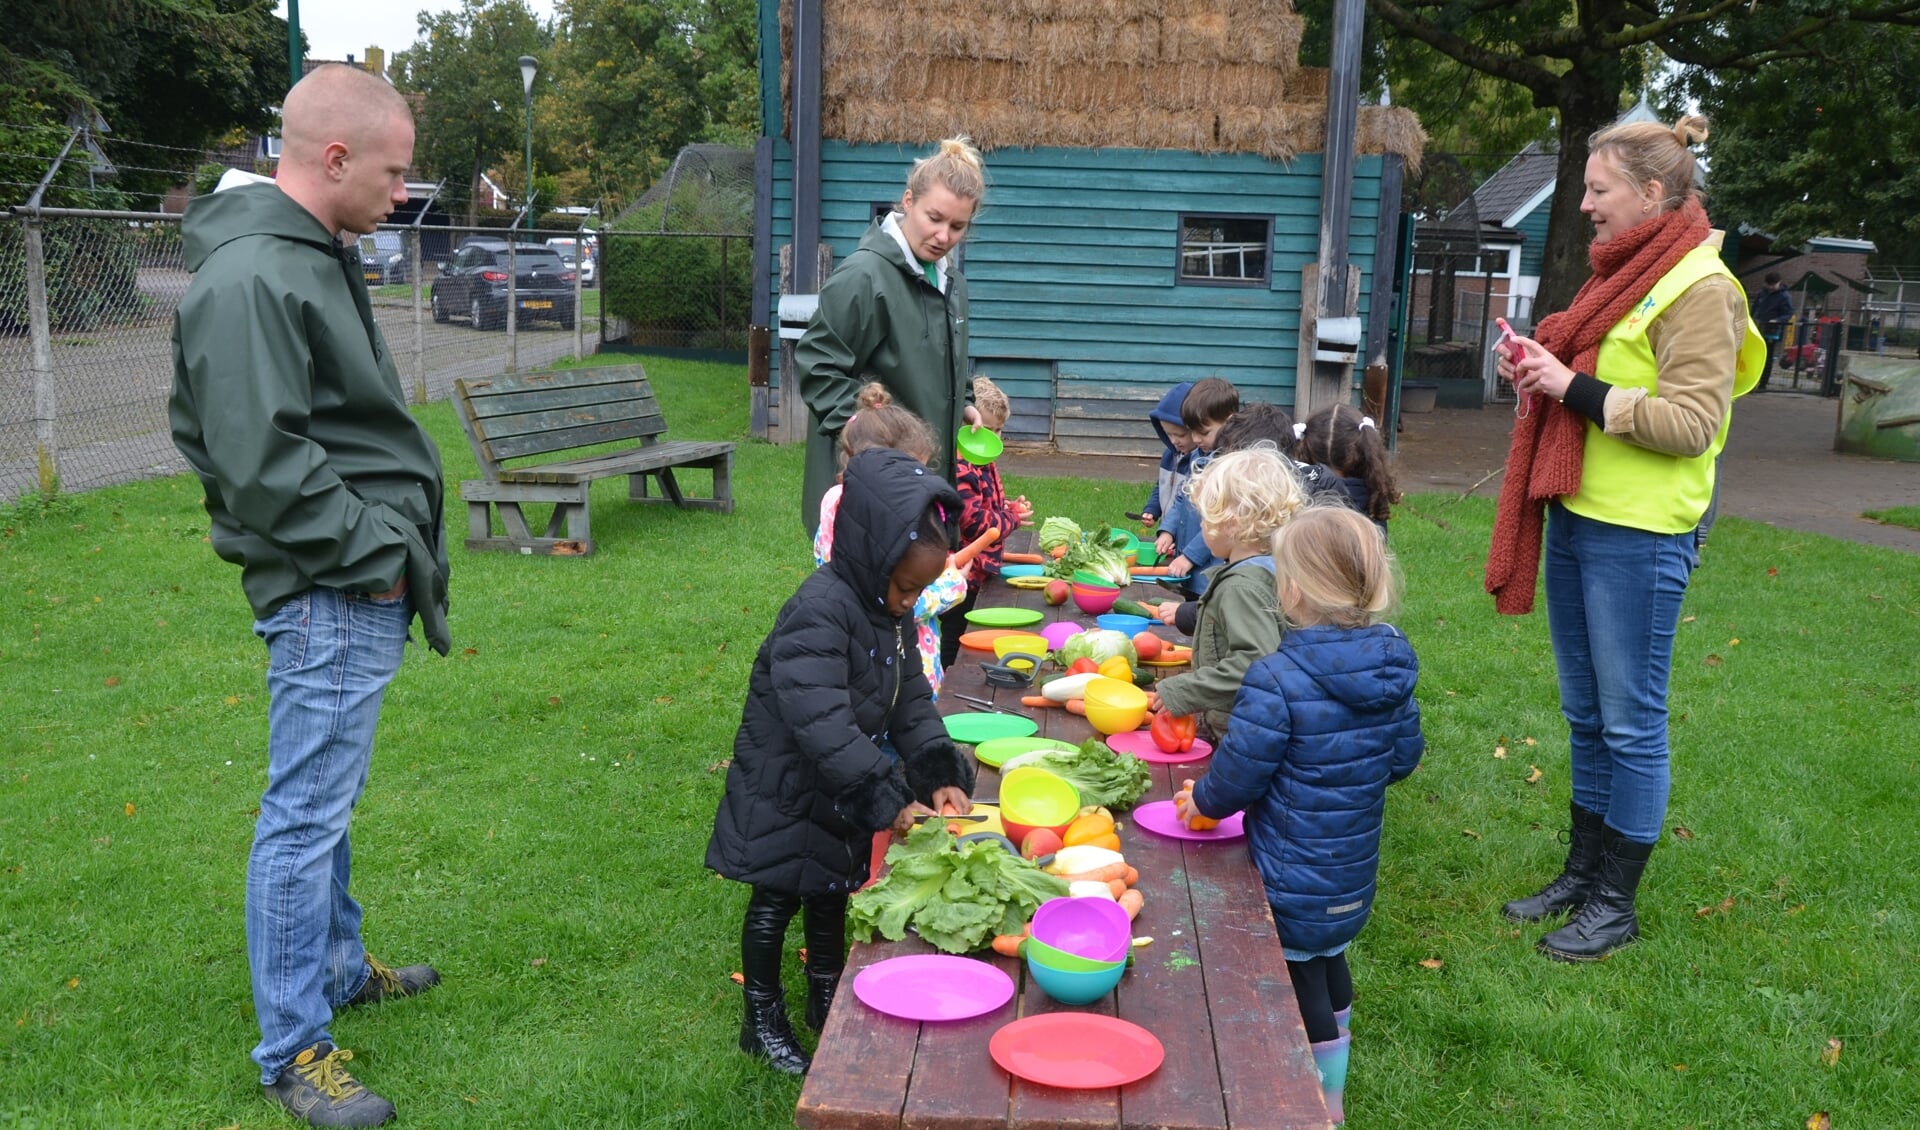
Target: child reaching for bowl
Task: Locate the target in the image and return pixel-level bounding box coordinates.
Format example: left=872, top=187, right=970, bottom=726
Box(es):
left=1146, top=446, right=1306, bottom=741
left=815, top=383, right=970, bottom=695
left=707, top=448, right=976, bottom=1076
left=1174, top=505, right=1425, bottom=1125
left=939, top=375, right=1031, bottom=668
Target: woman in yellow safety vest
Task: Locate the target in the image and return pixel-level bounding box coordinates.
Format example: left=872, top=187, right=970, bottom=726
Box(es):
left=1485, top=114, right=1764, bottom=962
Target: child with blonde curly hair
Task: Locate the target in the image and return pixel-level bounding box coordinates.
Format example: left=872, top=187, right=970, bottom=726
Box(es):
left=1147, top=446, right=1308, bottom=739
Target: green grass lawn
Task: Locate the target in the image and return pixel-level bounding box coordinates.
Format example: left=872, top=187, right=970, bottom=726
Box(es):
left=4, top=358, right=1918, bottom=1128
left=1864, top=505, right=1920, bottom=532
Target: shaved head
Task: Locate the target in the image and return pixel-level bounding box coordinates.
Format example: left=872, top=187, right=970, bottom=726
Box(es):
left=282, top=65, right=411, bottom=165
left=275, top=65, right=415, bottom=237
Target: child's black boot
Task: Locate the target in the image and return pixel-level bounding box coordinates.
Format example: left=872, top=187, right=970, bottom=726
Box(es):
left=739, top=889, right=810, bottom=1074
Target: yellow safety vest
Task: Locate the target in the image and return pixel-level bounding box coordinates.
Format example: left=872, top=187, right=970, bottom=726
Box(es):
left=1564, top=245, right=1766, bottom=533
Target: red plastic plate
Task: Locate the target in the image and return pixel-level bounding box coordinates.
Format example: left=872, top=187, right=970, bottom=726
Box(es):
left=989, top=1013, right=1165, bottom=1089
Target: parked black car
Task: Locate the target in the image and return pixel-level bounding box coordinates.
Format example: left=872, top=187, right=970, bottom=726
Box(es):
left=429, top=239, right=576, bottom=330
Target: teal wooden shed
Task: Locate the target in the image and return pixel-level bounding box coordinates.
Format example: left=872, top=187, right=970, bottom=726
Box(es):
left=753, top=0, right=1424, bottom=456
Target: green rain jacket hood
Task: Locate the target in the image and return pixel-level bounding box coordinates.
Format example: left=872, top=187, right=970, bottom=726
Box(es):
left=170, top=183, right=450, bottom=654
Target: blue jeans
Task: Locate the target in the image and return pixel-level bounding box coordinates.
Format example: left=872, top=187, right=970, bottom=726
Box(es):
left=1544, top=504, right=1694, bottom=844
left=247, top=587, right=412, bottom=1082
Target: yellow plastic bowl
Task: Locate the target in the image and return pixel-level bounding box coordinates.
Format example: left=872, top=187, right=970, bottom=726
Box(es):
left=1082, top=675, right=1150, bottom=735
left=992, top=634, right=1050, bottom=671
left=999, top=767, right=1081, bottom=843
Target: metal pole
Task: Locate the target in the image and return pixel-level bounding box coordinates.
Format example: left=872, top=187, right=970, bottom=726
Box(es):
left=288, top=0, right=302, bottom=92
left=573, top=218, right=586, bottom=361
left=407, top=180, right=442, bottom=404
left=24, top=219, right=58, bottom=493
left=523, top=91, right=534, bottom=205
left=792, top=0, right=823, bottom=293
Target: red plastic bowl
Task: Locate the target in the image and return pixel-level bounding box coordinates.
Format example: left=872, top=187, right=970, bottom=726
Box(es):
left=1071, top=583, right=1121, bottom=615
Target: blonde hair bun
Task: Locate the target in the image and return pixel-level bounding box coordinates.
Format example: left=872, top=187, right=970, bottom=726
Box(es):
left=908, top=136, right=987, bottom=204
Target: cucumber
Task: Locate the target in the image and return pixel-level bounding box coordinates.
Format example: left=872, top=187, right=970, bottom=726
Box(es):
left=1113, top=598, right=1155, bottom=618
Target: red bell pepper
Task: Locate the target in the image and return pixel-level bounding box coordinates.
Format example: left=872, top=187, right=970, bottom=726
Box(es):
left=1150, top=708, right=1195, bottom=754
left=1067, top=657, right=1099, bottom=676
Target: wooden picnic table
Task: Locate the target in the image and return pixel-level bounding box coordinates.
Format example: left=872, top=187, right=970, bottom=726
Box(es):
left=796, top=537, right=1329, bottom=1130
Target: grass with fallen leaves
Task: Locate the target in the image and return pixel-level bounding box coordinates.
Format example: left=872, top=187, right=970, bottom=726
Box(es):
left=2, top=359, right=1916, bottom=1127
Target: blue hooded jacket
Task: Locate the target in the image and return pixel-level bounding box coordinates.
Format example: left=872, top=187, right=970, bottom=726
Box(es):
left=1140, top=381, right=1194, bottom=520
left=1192, top=624, right=1424, bottom=954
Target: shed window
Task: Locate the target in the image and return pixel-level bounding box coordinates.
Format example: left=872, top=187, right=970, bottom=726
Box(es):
left=1179, top=214, right=1271, bottom=286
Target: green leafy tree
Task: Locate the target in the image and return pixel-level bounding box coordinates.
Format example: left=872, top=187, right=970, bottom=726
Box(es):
left=0, top=0, right=286, bottom=206
left=390, top=0, right=552, bottom=221
left=1677, top=24, right=1920, bottom=263
left=1364, top=0, right=1920, bottom=313
left=542, top=0, right=759, bottom=211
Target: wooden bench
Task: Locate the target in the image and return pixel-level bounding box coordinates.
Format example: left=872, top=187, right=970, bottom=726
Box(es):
left=796, top=538, right=1328, bottom=1130
left=453, top=364, right=735, bottom=555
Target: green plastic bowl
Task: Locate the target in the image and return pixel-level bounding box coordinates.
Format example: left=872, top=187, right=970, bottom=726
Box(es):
left=1023, top=933, right=1127, bottom=973
left=955, top=425, right=1004, bottom=465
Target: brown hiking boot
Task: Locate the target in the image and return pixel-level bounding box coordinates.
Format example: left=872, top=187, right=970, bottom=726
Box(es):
left=343, top=954, right=440, bottom=1007
left=263, top=1042, right=395, bottom=1128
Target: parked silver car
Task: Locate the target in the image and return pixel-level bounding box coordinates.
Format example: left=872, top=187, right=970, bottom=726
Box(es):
left=545, top=237, right=596, bottom=286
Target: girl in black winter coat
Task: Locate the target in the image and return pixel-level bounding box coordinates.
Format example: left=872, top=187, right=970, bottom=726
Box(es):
left=706, top=448, right=976, bottom=1074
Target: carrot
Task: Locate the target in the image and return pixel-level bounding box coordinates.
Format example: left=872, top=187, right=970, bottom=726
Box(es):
left=1001, top=551, right=1046, bottom=565
left=1106, top=878, right=1128, bottom=899
left=949, top=527, right=1001, bottom=571
left=1020, top=695, right=1056, bottom=709
left=1064, top=699, right=1087, bottom=716
left=1059, top=862, right=1130, bottom=885
left=1048, top=544, right=1068, bottom=559
left=1129, top=566, right=1175, bottom=576
left=1118, top=889, right=1144, bottom=921
left=990, top=933, right=1026, bottom=958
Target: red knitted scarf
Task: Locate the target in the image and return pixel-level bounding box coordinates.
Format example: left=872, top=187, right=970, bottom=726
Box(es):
left=1484, top=197, right=1711, bottom=614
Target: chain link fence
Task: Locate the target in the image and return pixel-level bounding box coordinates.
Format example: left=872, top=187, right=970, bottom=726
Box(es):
left=0, top=210, right=628, bottom=501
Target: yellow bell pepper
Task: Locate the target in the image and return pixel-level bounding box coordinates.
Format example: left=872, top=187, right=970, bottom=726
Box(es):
left=1097, top=655, right=1133, bottom=683
left=1063, top=810, right=1118, bottom=847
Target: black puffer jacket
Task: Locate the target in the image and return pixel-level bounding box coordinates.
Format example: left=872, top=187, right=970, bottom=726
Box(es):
left=706, top=449, right=976, bottom=896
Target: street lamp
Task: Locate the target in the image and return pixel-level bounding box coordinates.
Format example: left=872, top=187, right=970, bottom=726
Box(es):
left=518, top=54, right=537, bottom=207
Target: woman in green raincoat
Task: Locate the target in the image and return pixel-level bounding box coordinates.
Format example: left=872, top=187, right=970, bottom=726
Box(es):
left=796, top=137, right=985, bottom=534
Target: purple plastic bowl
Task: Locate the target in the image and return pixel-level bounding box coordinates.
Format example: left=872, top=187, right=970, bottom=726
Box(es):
left=1029, top=895, right=1132, bottom=963
left=1040, top=621, right=1085, bottom=651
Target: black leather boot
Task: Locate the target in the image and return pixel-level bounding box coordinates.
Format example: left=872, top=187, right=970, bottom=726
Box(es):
left=1503, top=803, right=1606, bottom=922
left=1537, top=826, right=1654, bottom=962
left=740, top=986, right=811, bottom=1074
left=802, top=894, right=848, bottom=1033
left=739, top=889, right=810, bottom=1074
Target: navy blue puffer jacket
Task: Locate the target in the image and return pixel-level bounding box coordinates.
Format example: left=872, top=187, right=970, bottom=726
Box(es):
left=1191, top=624, right=1423, bottom=954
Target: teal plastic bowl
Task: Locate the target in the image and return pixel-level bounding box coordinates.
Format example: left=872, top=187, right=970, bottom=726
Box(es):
left=1026, top=950, right=1126, bottom=1004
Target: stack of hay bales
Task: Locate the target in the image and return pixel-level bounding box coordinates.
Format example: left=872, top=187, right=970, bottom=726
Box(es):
left=781, top=0, right=1423, bottom=165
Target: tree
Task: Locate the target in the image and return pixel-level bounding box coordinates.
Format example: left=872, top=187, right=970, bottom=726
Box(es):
left=541, top=0, right=759, bottom=210
left=1678, top=24, right=1920, bottom=263
left=1365, top=0, right=1920, bottom=313
left=0, top=0, right=286, bottom=206
left=390, top=0, right=552, bottom=222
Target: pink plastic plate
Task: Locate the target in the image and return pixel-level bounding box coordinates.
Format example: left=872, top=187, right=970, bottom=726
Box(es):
left=989, top=1013, right=1165, bottom=1089
left=1105, top=730, right=1214, bottom=765
left=1130, top=799, right=1246, bottom=842
left=852, top=954, right=1015, bottom=1022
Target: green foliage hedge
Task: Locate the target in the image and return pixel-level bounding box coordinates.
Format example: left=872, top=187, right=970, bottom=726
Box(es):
left=0, top=217, right=143, bottom=334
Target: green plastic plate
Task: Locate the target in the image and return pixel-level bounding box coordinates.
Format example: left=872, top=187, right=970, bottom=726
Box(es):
left=965, top=606, right=1044, bottom=628
left=945, top=713, right=1041, bottom=744
left=973, top=736, right=1078, bottom=768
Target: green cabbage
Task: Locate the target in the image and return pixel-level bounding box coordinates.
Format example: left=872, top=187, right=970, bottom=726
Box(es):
left=1055, top=629, right=1137, bottom=669
left=1026, top=738, right=1154, bottom=810
left=1037, top=516, right=1083, bottom=552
